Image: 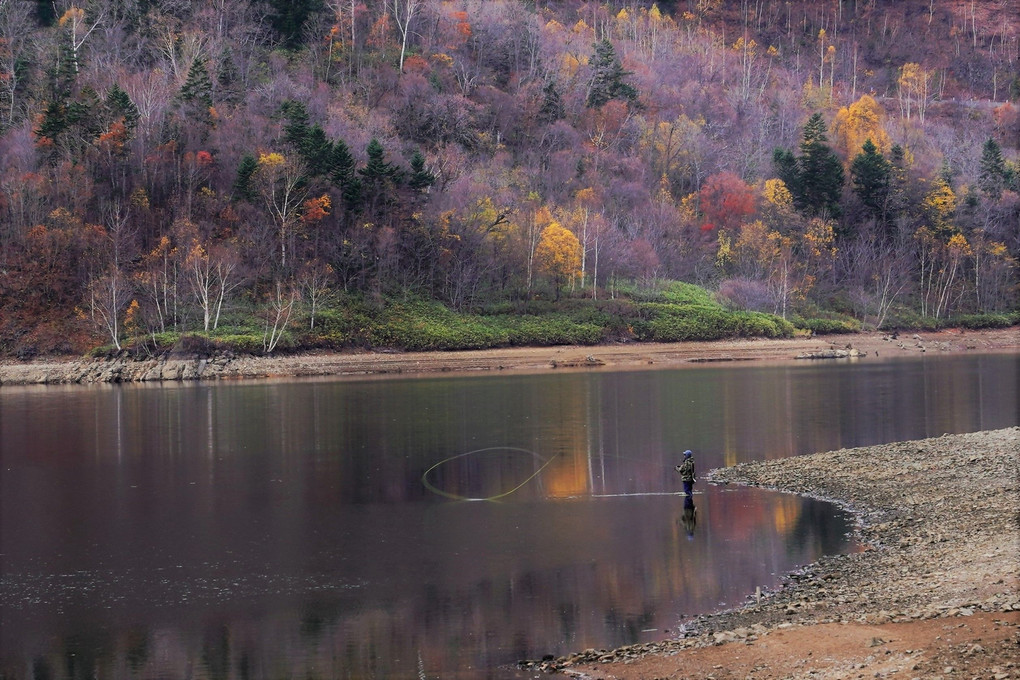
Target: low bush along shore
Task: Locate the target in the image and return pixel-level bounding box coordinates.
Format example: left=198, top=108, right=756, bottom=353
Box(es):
left=520, top=427, right=1019, bottom=679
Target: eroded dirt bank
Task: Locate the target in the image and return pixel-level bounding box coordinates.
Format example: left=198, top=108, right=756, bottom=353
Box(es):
left=519, top=428, right=1019, bottom=680
left=1, top=327, right=1017, bottom=385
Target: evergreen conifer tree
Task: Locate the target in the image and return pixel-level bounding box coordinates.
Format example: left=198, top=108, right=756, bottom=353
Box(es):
left=49, top=39, right=78, bottom=100
left=233, top=154, right=259, bottom=202
left=105, top=84, right=139, bottom=132
left=539, top=80, right=565, bottom=123
left=179, top=57, right=214, bottom=110
left=301, top=124, right=334, bottom=178
left=850, top=138, right=891, bottom=220
left=216, top=48, right=242, bottom=105
left=408, top=151, right=435, bottom=193
left=280, top=100, right=310, bottom=150
left=796, top=113, right=844, bottom=217
left=359, top=138, right=401, bottom=213
left=586, top=40, right=638, bottom=108
left=772, top=148, right=800, bottom=201
left=885, top=144, right=911, bottom=221
left=36, top=100, right=67, bottom=141
left=179, top=57, right=214, bottom=134
left=268, top=0, right=323, bottom=50
left=978, top=138, right=1007, bottom=201
left=330, top=139, right=360, bottom=209
left=35, top=0, right=57, bottom=25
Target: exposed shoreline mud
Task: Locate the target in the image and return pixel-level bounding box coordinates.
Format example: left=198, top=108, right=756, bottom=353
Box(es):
left=1, top=327, right=1017, bottom=385
left=520, top=427, right=1020, bottom=679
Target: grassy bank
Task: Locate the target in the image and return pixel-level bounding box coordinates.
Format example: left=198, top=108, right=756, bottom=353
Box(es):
left=100, top=281, right=1018, bottom=358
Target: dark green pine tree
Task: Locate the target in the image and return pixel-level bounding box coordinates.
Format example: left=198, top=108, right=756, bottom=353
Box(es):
left=850, top=138, right=891, bottom=221
left=216, top=48, right=243, bottom=106
left=268, top=0, right=323, bottom=50
left=938, top=158, right=956, bottom=186
left=300, top=124, right=335, bottom=178
left=37, top=87, right=102, bottom=163
left=35, top=100, right=68, bottom=142
left=105, top=84, right=140, bottom=132
left=585, top=40, right=638, bottom=108
left=65, top=86, right=103, bottom=138
left=280, top=99, right=310, bottom=149
left=35, top=0, right=57, bottom=25
left=885, top=143, right=911, bottom=220
left=49, top=39, right=78, bottom=100
left=539, top=79, right=565, bottom=123
left=330, top=138, right=360, bottom=209
left=233, top=154, right=259, bottom=202
left=978, top=138, right=1007, bottom=201
left=359, top=138, right=401, bottom=213
left=772, top=148, right=801, bottom=201
left=179, top=57, right=214, bottom=129
left=408, top=151, right=436, bottom=194
left=796, top=113, right=844, bottom=217
left=180, top=57, right=214, bottom=109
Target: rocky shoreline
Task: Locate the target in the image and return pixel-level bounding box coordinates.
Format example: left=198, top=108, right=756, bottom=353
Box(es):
left=1, top=328, right=1017, bottom=386
left=519, top=427, right=1019, bottom=679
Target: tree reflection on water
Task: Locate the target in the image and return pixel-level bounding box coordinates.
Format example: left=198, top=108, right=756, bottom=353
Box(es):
left=3, top=354, right=1016, bottom=678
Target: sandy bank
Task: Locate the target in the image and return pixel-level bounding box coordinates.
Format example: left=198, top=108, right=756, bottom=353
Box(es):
left=521, top=427, right=1019, bottom=679
left=1, top=327, right=1017, bottom=385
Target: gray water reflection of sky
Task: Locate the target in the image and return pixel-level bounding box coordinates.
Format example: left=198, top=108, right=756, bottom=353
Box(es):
left=1, top=353, right=1016, bottom=679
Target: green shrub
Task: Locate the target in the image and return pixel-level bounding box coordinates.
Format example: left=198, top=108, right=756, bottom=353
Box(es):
left=792, top=317, right=862, bottom=334
left=368, top=299, right=513, bottom=350
left=951, top=313, right=1018, bottom=330
left=633, top=304, right=792, bottom=342
left=660, top=281, right=719, bottom=306
left=88, top=344, right=119, bottom=357
left=880, top=308, right=943, bottom=331
left=613, top=280, right=720, bottom=306
left=173, top=333, right=222, bottom=355
left=501, top=315, right=604, bottom=346
left=214, top=334, right=271, bottom=354
left=147, top=331, right=182, bottom=348
left=734, top=311, right=796, bottom=338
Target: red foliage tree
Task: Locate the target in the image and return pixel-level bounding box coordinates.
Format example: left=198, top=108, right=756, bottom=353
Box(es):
left=698, top=171, right=756, bottom=233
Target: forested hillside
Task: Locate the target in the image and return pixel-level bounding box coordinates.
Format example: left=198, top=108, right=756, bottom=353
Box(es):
left=0, top=0, right=1017, bottom=356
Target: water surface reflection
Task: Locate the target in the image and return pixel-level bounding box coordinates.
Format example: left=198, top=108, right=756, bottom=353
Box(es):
left=2, top=353, right=1016, bottom=678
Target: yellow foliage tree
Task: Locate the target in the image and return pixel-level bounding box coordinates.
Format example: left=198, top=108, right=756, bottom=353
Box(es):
left=801, top=217, right=836, bottom=261
left=729, top=221, right=774, bottom=278
left=58, top=5, right=100, bottom=74
left=727, top=221, right=798, bottom=318
left=534, top=222, right=581, bottom=299
left=831, top=94, right=891, bottom=156
left=971, top=232, right=1016, bottom=312
left=800, top=217, right=837, bottom=293
left=916, top=227, right=969, bottom=318
left=921, top=177, right=957, bottom=237
left=639, top=113, right=706, bottom=192
left=762, top=178, right=793, bottom=211
left=254, top=151, right=307, bottom=270
left=898, top=62, right=932, bottom=124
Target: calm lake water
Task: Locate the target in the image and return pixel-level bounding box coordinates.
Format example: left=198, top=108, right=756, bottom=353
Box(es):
left=1, top=353, right=1017, bottom=679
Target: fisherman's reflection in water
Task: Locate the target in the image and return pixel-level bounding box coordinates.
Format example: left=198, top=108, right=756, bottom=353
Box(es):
left=681, top=494, right=697, bottom=537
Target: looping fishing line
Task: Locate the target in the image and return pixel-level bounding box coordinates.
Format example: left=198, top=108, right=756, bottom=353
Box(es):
left=422, top=447, right=555, bottom=502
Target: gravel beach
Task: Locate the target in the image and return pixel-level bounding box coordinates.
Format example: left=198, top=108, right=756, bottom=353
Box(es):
left=520, top=427, right=1019, bottom=680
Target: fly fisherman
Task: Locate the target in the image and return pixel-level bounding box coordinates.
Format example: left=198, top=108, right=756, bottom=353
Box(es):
left=675, top=449, right=696, bottom=496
